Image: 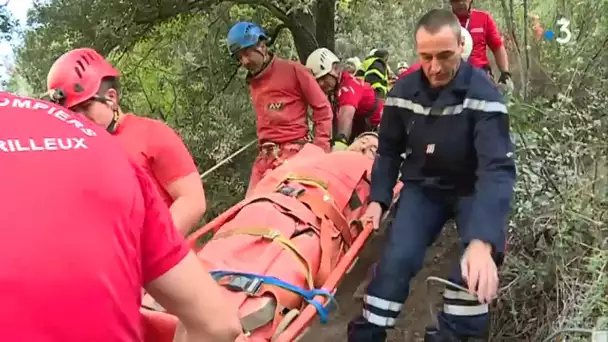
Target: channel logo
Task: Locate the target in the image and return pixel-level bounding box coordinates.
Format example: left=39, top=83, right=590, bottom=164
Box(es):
left=529, top=15, right=572, bottom=44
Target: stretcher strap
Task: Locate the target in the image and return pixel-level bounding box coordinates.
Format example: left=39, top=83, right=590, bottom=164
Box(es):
left=279, top=175, right=352, bottom=245
left=281, top=175, right=328, bottom=190
left=213, top=227, right=315, bottom=290
left=210, top=270, right=335, bottom=324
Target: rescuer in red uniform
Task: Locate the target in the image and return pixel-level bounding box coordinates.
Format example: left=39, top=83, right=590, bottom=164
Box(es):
left=46, top=48, right=206, bottom=236
left=305, top=48, right=383, bottom=151
left=450, top=0, right=514, bottom=91
left=226, top=21, right=333, bottom=195
left=0, top=92, right=241, bottom=342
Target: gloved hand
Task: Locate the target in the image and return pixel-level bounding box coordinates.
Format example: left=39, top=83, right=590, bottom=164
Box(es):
left=332, top=141, right=349, bottom=152
left=497, top=71, right=514, bottom=93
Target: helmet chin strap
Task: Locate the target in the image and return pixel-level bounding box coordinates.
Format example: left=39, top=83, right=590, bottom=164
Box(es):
left=104, top=99, right=120, bottom=133
left=106, top=108, right=119, bottom=133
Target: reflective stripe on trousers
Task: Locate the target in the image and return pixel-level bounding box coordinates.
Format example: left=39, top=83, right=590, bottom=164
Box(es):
left=442, top=287, right=489, bottom=316
left=362, top=295, right=403, bottom=327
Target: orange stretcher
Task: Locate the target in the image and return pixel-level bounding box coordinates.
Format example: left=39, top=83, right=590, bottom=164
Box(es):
left=140, top=144, right=401, bottom=342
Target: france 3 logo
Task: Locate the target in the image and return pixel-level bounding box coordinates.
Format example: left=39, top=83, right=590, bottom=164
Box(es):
left=529, top=14, right=572, bottom=44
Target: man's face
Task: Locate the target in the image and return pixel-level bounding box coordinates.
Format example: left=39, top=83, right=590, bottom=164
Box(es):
left=317, top=66, right=339, bottom=95
left=70, top=89, right=118, bottom=129
left=450, top=0, right=471, bottom=15
left=416, top=26, right=463, bottom=88
left=235, top=44, right=266, bottom=73
left=348, top=135, right=378, bottom=158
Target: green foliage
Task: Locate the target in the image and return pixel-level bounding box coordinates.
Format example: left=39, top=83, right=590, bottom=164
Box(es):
left=0, top=4, right=16, bottom=40
left=5, top=0, right=608, bottom=339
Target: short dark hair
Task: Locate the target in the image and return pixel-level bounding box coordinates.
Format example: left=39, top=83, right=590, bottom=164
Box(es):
left=98, top=76, right=120, bottom=95
left=414, top=9, right=461, bottom=42
left=97, top=76, right=121, bottom=103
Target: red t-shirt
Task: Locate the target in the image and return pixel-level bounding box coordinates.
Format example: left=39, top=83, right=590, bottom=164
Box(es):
left=0, top=92, right=190, bottom=342
left=115, top=114, right=199, bottom=207
left=337, top=72, right=383, bottom=125
left=249, top=56, right=333, bottom=151
left=457, top=9, right=503, bottom=68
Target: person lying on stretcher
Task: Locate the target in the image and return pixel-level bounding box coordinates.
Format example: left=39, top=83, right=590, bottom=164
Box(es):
left=142, top=132, right=391, bottom=342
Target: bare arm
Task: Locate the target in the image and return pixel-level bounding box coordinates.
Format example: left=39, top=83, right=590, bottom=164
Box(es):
left=146, top=252, right=242, bottom=341
left=336, top=105, right=357, bottom=140
left=493, top=46, right=510, bottom=73
left=294, top=64, right=333, bottom=152
left=485, top=13, right=510, bottom=73
left=151, top=121, right=206, bottom=235
left=167, top=173, right=207, bottom=235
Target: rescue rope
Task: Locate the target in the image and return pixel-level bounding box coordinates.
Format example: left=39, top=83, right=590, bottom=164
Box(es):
left=199, top=139, right=257, bottom=179
left=425, top=276, right=608, bottom=341
left=425, top=275, right=472, bottom=327
left=424, top=276, right=507, bottom=330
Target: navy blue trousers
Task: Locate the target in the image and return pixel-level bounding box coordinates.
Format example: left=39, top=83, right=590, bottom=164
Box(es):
left=347, top=182, right=494, bottom=341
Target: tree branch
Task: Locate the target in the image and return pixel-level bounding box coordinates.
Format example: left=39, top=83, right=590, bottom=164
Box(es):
left=230, top=0, right=289, bottom=22
left=266, top=23, right=288, bottom=47
left=203, top=65, right=240, bottom=108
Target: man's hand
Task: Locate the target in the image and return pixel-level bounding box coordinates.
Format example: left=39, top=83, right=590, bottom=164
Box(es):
left=332, top=141, right=349, bottom=152
left=460, top=240, right=498, bottom=304
left=363, top=202, right=383, bottom=230
left=497, top=71, right=514, bottom=93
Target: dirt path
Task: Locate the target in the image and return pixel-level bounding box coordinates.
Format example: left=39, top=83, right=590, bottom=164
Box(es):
left=300, top=227, right=460, bottom=342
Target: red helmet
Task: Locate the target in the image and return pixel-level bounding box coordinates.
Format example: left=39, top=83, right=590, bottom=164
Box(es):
left=47, top=48, right=120, bottom=109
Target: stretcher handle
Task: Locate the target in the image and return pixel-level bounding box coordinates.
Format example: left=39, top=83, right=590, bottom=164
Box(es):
left=274, top=221, right=375, bottom=342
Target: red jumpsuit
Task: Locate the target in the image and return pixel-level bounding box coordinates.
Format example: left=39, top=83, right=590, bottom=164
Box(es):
left=0, top=92, right=189, bottom=342
left=335, top=72, right=383, bottom=139
left=456, top=9, right=504, bottom=70
left=247, top=55, right=333, bottom=195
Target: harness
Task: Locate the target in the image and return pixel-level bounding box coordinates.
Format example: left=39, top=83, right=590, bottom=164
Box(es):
left=259, top=140, right=308, bottom=162
left=207, top=174, right=356, bottom=334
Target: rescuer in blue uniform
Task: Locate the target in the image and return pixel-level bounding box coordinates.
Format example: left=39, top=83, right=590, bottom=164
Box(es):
left=347, top=9, right=516, bottom=342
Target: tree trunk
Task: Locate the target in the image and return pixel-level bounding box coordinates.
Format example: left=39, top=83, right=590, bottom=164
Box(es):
left=314, top=0, right=336, bottom=50
left=284, top=9, right=318, bottom=62
left=281, top=0, right=336, bottom=62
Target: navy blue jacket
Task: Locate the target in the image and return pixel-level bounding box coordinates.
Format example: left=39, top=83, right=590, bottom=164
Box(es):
left=370, top=61, right=516, bottom=251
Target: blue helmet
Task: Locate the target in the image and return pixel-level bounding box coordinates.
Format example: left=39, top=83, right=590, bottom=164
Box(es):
left=227, top=21, right=268, bottom=56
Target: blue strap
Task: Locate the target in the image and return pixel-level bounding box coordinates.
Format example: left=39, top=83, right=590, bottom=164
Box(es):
left=210, top=270, right=335, bottom=323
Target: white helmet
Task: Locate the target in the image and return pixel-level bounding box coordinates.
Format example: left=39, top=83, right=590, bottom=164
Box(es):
left=461, top=27, right=473, bottom=60
left=306, top=48, right=340, bottom=79
left=345, top=57, right=361, bottom=69
left=397, top=61, right=409, bottom=69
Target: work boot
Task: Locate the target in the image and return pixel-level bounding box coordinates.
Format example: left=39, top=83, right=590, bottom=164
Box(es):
left=347, top=316, right=387, bottom=342
left=424, top=326, right=488, bottom=342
